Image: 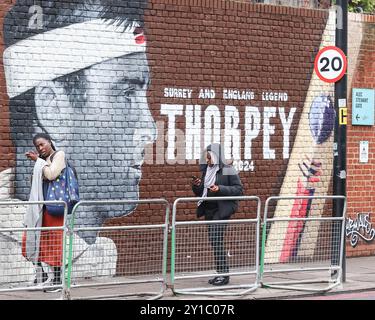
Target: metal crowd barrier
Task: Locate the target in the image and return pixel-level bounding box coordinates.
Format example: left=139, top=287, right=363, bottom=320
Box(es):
left=259, top=195, right=347, bottom=292
left=0, top=200, right=68, bottom=300
left=64, top=199, right=170, bottom=300
left=170, top=196, right=261, bottom=297
left=0, top=195, right=348, bottom=300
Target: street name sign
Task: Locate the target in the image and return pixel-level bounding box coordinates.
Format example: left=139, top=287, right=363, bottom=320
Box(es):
left=352, top=88, right=375, bottom=126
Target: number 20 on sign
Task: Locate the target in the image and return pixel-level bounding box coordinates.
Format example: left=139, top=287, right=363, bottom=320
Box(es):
left=314, top=46, right=347, bottom=83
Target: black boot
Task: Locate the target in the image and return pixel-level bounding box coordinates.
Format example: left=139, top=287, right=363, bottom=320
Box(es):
left=53, top=267, right=61, bottom=285
left=33, top=262, right=48, bottom=284
left=44, top=266, right=62, bottom=293
left=211, top=276, right=229, bottom=286
left=208, top=277, right=219, bottom=284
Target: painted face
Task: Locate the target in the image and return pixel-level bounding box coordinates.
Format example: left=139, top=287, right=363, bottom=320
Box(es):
left=34, top=52, right=156, bottom=242
left=81, top=52, right=156, bottom=201
left=33, top=137, right=53, bottom=158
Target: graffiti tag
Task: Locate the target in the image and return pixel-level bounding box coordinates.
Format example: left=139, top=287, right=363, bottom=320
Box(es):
left=346, top=213, right=375, bottom=247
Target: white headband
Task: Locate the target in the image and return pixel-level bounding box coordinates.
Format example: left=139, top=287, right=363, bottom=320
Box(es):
left=3, top=19, right=146, bottom=98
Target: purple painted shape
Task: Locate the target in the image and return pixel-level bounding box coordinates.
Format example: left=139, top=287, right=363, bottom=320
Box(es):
left=308, top=95, right=335, bottom=145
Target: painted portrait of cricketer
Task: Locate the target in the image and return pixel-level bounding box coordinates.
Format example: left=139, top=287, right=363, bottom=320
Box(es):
left=2, top=0, right=156, bottom=244
left=0, top=0, right=158, bottom=282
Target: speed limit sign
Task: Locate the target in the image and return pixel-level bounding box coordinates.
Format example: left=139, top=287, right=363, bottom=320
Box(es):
left=314, top=46, right=347, bottom=83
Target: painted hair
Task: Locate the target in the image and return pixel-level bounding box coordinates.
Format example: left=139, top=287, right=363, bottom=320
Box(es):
left=3, top=0, right=149, bottom=48
left=4, top=0, right=148, bottom=200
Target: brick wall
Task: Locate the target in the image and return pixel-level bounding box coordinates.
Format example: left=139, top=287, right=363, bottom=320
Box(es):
left=142, top=0, right=329, bottom=219
left=0, top=0, right=374, bottom=272
left=0, top=0, right=15, bottom=178
left=347, top=13, right=375, bottom=257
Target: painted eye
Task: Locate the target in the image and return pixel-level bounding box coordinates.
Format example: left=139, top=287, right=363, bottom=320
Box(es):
left=123, top=86, right=135, bottom=100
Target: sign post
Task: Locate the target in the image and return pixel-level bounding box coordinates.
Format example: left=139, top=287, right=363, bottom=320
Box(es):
left=333, top=0, right=348, bottom=283
left=314, top=16, right=348, bottom=282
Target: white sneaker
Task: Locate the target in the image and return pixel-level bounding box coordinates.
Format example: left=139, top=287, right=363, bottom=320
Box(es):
left=30, top=265, right=48, bottom=286
left=36, top=275, right=54, bottom=287
left=43, top=277, right=63, bottom=293
left=36, top=263, right=55, bottom=287
left=44, top=286, right=62, bottom=293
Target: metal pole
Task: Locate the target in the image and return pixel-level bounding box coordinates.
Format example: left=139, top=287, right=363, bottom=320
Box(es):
left=333, top=0, right=347, bottom=282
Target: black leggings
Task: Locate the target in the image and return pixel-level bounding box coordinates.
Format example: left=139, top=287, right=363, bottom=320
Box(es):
left=203, top=202, right=229, bottom=274
left=207, top=222, right=228, bottom=274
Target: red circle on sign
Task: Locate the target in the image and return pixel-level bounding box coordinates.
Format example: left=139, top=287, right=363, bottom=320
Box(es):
left=314, top=46, right=347, bottom=83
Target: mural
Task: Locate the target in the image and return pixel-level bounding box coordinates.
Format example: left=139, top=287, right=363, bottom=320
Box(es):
left=0, top=0, right=344, bottom=282
left=279, top=95, right=335, bottom=263
left=3, top=0, right=155, bottom=244
left=1, top=0, right=154, bottom=281
left=264, top=10, right=336, bottom=263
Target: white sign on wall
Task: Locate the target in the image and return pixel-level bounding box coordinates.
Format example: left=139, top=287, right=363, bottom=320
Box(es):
left=359, top=141, right=369, bottom=163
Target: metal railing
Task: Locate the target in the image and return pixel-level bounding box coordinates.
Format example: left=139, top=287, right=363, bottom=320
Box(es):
left=170, top=196, right=261, bottom=296
left=259, top=195, right=346, bottom=292
left=0, top=195, right=348, bottom=299
left=0, top=200, right=67, bottom=299
left=64, top=199, right=170, bottom=300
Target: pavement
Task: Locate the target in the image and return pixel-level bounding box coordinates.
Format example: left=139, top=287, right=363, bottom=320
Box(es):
left=161, top=255, right=375, bottom=300
left=244, top=255, right=375, bottom=300
left=1, top=255, right=375, bottom=300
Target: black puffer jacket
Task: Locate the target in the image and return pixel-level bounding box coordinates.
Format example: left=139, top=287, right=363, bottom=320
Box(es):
left=192, top=143, right=243, bottom=220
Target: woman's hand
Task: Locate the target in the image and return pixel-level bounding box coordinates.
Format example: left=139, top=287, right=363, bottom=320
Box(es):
left=25, top=151, right=39, bottom=161
left=209, top=184, right=219, bottom=192
left=192, top=177, right=201, bottom=186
